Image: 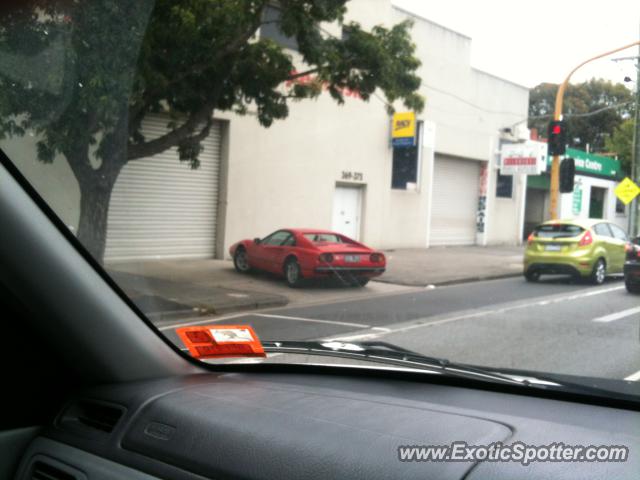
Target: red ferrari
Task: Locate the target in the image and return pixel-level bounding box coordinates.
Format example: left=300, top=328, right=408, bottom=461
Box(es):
left=229, top=229, right=386, bottom=287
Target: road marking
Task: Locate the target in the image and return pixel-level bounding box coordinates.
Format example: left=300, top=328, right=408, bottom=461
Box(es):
left=254, top=313, right=369, bottom=328
left=592, top=306, right=640, bottom=323
left=624, top=370, right=640, bottom=381
left=159, top=310, right=369, bottom=331
left=327, top=284, right=625, bottom=342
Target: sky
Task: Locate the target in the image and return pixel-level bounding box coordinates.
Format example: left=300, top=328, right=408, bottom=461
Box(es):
left=392, top=0, right=640, bottom=88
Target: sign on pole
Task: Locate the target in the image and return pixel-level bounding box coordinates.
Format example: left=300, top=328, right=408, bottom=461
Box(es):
left=615, top=177, right=640, bottom=205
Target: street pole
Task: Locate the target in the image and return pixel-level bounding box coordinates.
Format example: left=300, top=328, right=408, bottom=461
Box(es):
left=550, top=41, right=640, bottom=220
left=631, top=36, right=640, bottom=237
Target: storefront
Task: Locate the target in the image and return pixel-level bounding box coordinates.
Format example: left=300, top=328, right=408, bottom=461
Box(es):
left=524, top=148, right=628, bottom=237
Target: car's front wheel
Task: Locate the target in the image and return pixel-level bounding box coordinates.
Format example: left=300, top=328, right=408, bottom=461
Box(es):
left=284, top=258, right=303, bottom=288
left=233, top=248, right=251, bottom=273
left=590, top=259, right=606, bottom=285
left=626, top=278, right=640, bottom=294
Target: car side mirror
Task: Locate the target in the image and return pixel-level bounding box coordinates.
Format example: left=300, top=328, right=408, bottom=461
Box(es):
left=253, top=238, right=261, bottom=245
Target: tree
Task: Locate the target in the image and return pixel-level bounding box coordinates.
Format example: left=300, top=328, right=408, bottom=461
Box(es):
left=528, top=79, right=634, bottom=153
left=605, top=118, right=635, bottom=175
left=0, top=1, right=424, bottom=262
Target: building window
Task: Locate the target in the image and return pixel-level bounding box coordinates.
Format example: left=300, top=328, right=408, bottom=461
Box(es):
left=616, top=198, right=626, bottom=215
left=391, top=122, right=421, bottom=190
left=260, top=5, right=298, bottom=51
left=496, top=172, right=513, bottom=198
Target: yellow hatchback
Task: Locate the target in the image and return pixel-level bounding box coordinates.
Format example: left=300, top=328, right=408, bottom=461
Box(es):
left=524, top=219, right=629, bottom=285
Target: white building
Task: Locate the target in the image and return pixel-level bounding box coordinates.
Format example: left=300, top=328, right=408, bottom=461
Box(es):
left=3, top=0, right=530, bottom=262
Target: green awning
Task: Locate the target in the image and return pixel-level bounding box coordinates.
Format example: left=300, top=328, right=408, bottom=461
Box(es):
left=527, top=174, right=550, bottom=190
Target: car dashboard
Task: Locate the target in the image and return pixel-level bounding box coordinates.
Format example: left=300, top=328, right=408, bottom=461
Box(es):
left=13, top=370, right=640, bottom=480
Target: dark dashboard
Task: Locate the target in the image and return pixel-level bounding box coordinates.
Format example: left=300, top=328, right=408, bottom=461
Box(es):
left=14, top=371, right=640, bottom=480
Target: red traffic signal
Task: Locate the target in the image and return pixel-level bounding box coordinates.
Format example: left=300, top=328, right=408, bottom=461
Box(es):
left=547, top=120, right=566, bottom=156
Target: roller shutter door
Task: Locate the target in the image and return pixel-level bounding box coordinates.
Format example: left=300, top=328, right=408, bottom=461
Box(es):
left=105, top=114, right=221, bottom=261
left=429, top=156, right=480, bottom=246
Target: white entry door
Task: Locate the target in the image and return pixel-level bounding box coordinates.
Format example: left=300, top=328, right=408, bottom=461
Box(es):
left=332, top=186, right=362, bottom=240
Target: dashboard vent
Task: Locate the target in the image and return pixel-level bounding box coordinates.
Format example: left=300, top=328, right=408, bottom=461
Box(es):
left=59, top=399, right=125, bottom=436
left=30, top=460, right=77, bottom=480
left=75, top=400, right=123, bottom=433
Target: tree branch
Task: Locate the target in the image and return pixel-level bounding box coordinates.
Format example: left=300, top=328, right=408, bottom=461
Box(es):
left=126, top=100, right=215, bottom=160
left=286, top=68, right=321, bottom=81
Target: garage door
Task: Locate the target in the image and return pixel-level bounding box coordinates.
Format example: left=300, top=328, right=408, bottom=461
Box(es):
left=429, top=156, right=480, bottom=246
left=104, top=114, right=222, bottom=261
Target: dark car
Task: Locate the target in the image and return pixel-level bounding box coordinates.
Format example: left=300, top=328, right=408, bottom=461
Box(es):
left=624, top=236, right=640, bottom=294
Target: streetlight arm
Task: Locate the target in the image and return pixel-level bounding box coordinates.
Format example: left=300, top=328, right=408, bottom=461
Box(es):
left=549, top=40, right=640, bottom=221
left=554, top=41, right=640, bottom=120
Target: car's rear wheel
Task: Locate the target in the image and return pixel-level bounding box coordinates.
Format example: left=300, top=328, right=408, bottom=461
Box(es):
left=590, top=259, right=606, bottom=285
left=626, top=278, right=640, bottom=294
left=284, top=258, right=303, bottom=288
left=524, top=270, right=540, bottom=282
left=233, top=248, right=251, bottom=273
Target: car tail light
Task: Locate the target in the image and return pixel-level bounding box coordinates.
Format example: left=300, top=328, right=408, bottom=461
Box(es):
left=370, top=253, right=384, bottom=263
left=527, top=232, right=535, bottom=245
left=319, top=253, right=334, bottom=263
left=578, top=230, right=593, bottom=247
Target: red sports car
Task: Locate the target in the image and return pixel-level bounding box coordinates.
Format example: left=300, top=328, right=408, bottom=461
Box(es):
left=229, top=228, right=386, bottom=287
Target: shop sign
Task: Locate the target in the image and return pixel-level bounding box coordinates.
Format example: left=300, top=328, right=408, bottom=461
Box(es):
left=500, top=141, right=547, bottom=175
left=547, top=148, right=620, bottom=179
left=572, top=182, right=582, bottom=215
left=391, top=112, right=416, bottom=147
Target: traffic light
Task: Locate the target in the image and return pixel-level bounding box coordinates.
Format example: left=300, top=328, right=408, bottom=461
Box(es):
left=559, top=157, right=575, bottom=193
left=547, top=120, right=567, bottom=156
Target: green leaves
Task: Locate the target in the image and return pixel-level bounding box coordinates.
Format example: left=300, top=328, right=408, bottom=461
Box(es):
left=1, top=0, right=424, bottom=167
left=528, top=79, right=634, bottom=156
left=605, top=118, right=635, bottom=175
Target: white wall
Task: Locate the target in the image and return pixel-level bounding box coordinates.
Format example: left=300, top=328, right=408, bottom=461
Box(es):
left=391, top=6, right=529, bottom=246
left=559, top=175, right=629, bottom=232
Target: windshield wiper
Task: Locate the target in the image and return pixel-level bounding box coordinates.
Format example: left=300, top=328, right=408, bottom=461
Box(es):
left=260, top=340, right=640, bottom=406
left=261, top=340, right=533, bottom=387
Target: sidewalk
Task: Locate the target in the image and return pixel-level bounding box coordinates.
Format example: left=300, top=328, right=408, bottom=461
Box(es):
left=106, top=245, right=524, bottom=321
left=377, top=245, right=524, bottom=286
left=106, top=258, right=411, bottom=322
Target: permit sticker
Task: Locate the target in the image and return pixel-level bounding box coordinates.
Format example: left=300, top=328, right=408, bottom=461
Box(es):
left=176, top=325, right=265, bottom=359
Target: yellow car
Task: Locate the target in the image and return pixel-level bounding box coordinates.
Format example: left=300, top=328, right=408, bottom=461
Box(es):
left=524, top=219, right=629, bottom=285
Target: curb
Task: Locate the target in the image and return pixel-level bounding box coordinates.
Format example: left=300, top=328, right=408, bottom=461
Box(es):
left=145, top=297, right=289, bottom=321
left=372, top=271, right=522, bottom=288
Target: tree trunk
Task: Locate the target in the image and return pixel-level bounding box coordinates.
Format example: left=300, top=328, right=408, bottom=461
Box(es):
left=76, top=172, right=119, bottom=264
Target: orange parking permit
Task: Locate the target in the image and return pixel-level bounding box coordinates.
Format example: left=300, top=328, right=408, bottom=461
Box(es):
left=176, top=325, right=266, bottom=359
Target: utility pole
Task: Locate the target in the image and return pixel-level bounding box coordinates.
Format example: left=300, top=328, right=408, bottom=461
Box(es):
left=549, top=41, right=640, bottom=220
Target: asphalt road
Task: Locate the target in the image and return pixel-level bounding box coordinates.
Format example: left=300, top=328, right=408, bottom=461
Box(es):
left=159, top=276, right=640, bottom=382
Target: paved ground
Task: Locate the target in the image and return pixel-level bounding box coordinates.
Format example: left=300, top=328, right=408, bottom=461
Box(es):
left=157, top=275, right=640, bottom=382
left=108, top=258, right=413, bottom=320
left=107, top=245, right=524, bottom=319
left=378, top=245, right=524, bottom=286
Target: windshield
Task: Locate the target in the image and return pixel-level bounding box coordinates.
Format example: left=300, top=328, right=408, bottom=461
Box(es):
left=533, top=224, right=585, bottom=239
left=1, top=0, right=640, bottom=397
left=304, top=233, right=346, bottom=244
